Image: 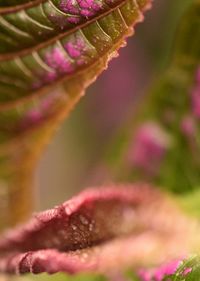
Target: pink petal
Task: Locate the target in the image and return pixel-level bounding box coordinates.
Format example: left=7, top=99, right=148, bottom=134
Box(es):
left=138, top=259, right=182, bottom=281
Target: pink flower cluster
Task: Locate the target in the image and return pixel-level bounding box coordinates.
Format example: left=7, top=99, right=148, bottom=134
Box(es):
left=127, top=122, right=171, bottom=176
left=138, top=259, right=193, bottom=281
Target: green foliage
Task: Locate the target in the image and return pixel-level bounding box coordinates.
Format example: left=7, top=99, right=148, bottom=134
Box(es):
left=0, top=0, right=149, bottom=146
left=10, top=273, right=107, bottom=281
left=167, top=256, right=200, bottom=281
left=106, top=0, right=200, bottom=194
left=1, top=1, right=200, bottom=280
left=177, top=189, right=200, bottom=218
left=31, top=273, right=107, bottom=281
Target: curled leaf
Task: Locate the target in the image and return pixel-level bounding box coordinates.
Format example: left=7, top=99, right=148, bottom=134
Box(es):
left=0, top=184, right=198, bottom=275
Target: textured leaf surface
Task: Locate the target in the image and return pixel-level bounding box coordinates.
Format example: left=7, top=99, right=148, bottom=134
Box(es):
left=0, top=0, right=151, bottom=147
left=0, top=184, right=198, bottom=275
left=0, top=0, right=151, bottom=230
left=0, top=0, right=148, bottom=55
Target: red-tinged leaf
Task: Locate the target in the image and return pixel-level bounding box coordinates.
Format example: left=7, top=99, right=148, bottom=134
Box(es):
left=0, top=0, right=152, bottom=144
left=0, top=184, right=198, bottom=275
left=0, top=0, right=152, bottom=230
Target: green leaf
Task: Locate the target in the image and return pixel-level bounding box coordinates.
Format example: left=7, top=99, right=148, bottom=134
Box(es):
left=0, top=0, right=151, bottom=146
left=105, top=1, right=200, bottom=194
left=0, top=0, right=29, bottom=6
left=29, top=272, right=107, bottom=281
left=7, top=272, right=107, bottom=281
left=176, top=188, right=200, bottom=218
left=0, top=0, right=152, bottom=230
left=166, top=256, right=200, bottom=281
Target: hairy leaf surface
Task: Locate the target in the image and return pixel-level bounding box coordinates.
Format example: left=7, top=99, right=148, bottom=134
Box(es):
left=0, top=0, right=151, bottom=230
left=0, top=185, right=199, bottom=275
left=0, top=0, right=151, bottom=147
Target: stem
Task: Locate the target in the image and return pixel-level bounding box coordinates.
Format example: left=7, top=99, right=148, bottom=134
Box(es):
left=0, top=149, right=34, bottom=230
left=0, top=58, right=107, bottom=231
left=0, top=117, right=67, bottom=231
left=0, top=106, right=71, bottom=231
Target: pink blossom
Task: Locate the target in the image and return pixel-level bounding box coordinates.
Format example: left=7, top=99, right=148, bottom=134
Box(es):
left=138, top=260, right=182, bottom=281
left=127, top=122, right=171, bottom=176
left=181, top=115, right=196, bottom=138
left=182, top=267, right=192, bottom=276
left=153, top=260, right=181, bottom=281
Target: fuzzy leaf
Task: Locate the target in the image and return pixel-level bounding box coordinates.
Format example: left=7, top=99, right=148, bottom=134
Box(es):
left=0, top=0, right=152, bottom=230
left=0, top=0, right=151, bottom=146
left=0, top=184, right=198, bottom=275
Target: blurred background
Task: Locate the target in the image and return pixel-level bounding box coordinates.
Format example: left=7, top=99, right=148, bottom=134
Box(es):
left=36, top=0, right=189, bottom=210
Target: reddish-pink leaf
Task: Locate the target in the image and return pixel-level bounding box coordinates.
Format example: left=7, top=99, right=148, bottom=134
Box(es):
left=0, top=185, right=197, bottom=275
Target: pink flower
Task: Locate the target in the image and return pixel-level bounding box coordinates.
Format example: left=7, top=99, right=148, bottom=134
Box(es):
left=153, top=260, right=181, bottom=281
left=181, top=115, right=196, bottom=138
left=127, top=122, right=171, bottom=176
left=138, top=259, right=182, bottom=281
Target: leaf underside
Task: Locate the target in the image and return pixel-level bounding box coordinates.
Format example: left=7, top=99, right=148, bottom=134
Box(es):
left=0, top=0, right=151, bottom=232
left=0, top=0, right=151, bottom=150
left=0, top=185, right=197, bottom=275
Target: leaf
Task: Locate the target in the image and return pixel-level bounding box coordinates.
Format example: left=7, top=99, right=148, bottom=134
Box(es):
left=0, top=0, right=152, bottom=146
left=0, top=0, right=152, bottom=230
left=6, top=272, right=107, bottom=281
left=104, top=1, right=200, bottom=194
left=0, top=184, right=198, bottom=275
left=0, top=1, right=31, bottom=7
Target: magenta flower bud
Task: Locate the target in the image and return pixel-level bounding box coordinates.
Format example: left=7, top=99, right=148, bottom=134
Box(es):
left=138, top=259, right=182, bottom=281
left=127, top=122, right=171, bottom=176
